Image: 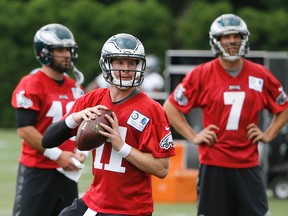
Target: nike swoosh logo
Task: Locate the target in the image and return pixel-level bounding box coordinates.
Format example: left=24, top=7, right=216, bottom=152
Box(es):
left=165, top=126, right=170, bottom=130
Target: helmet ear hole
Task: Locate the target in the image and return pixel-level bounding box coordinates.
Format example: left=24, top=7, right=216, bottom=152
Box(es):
left=42, top=48, right=49, bottom=55
left=40, top=48, right=49, bottom=58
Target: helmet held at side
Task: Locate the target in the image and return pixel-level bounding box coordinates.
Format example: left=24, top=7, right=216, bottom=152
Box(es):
left=34, top=23, right=78, bottom=66
left=209, top=14, right=250, bottom=61
left=99, top=33, right=146, bottom=88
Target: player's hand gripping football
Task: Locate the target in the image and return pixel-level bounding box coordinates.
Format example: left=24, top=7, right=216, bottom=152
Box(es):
left=97, top=110, right=125, bottom=152
left=71, top=105, right=125, bottom=152
left=71, top=105, right=109, bottom=123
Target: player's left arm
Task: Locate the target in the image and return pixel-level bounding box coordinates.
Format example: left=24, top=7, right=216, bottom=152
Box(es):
left=125, top=149, right=170, bottom=179
left=247, top=73, right=288, bottom=143
left=99, top=111, right=171, bottom=179
left=264, top=108, right=288, bottom=141
left=247, top=108, right=288, bottom=143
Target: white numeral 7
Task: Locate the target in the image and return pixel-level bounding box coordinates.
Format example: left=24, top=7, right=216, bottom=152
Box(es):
left=223, top=92, right=245, bottom=130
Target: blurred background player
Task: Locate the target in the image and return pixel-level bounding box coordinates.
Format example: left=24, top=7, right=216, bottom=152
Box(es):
left=84, top=72, right=109, bottom=92
left=11, top=23, right=87, bottom=216
left=84, top=54, right=165, bottom=94
left=139, top=54, right=165, bottom=92
left=164, top=14, right=288, bottom=216
left=42, top=33, right=175, bottom=216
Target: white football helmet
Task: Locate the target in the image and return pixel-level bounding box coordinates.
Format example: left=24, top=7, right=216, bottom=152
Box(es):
left=209, top=14, right=250, bottom=61
left=99, top=33, right=146, bottom=88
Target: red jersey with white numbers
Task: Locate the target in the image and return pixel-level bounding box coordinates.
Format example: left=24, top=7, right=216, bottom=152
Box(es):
left=65, top=88, right=175, bottom=215
left=11, top=70, right=84, bottom=168
left=169, top=58, right=288, bottom=168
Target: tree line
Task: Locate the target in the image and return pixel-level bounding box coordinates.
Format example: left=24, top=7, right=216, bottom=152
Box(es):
left=1, top=0, right=287, bottom=127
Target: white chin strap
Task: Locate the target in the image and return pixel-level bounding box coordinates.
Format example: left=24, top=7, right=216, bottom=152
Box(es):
left=222, top=54, right=241, bottom=62
left=111, top=71, right=134, bottom=88
left=217, top=40, right=247, bottom=62
left=217, top=42, right=239, bottom=62
left=116, top=85, right=130, bottom=90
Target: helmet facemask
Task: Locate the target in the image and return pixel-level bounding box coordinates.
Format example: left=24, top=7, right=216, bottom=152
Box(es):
left=99, top=33, right=146, bottom=89
left=209, top=14, right=250, bottom=62
left=211, top=34, right=249, bottom=62
left=101, top=55, right=145, bottom=89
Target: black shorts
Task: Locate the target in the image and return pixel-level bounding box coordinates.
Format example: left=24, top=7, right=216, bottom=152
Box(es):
left=197, top=164, right=270, bottom=216
left=13, top=163, right=78, bottom=216
left=59, top=198, right=153, bottom=216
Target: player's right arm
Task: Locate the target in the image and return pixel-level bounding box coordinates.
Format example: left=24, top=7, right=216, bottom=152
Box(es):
left=163, top=99, right=219, bottom=146
left=42, top=104, right=109, bottom=148
left=41, top=119, right=75, bottom=148
left=17, top=109, right=79, bottom=170
left=16, top=109, right=46, bottom=152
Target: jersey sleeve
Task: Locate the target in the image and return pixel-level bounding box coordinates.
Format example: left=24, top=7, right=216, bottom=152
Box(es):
left=11, top=75, right=43, bottom=111
left=262, top=67, right=288, bottom=113
left=169, top=66, right=203, bottom=114
left=138, top=103, right=175, bottom=158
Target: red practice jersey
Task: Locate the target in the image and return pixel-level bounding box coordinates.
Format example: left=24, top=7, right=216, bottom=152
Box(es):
left=66, top=88, right=175, bottom=215
left=169, top=58, right=288, bottom=168
left=11, top=70, right=84, bottom=168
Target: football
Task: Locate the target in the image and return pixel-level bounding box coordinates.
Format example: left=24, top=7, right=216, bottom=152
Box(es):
left=76, top=109, right=113, bottom=151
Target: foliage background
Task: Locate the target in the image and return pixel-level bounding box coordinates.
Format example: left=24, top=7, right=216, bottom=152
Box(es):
left=1, top=0, right=288, bottom=127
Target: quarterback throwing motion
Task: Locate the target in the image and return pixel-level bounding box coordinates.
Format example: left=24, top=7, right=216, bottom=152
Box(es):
left=42, top=33, right=175, bottom=216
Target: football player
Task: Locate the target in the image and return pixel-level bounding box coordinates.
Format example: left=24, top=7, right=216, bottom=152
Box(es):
left=11, top=23, right=86, bottom=216
left=164, top=14, right=288, bottom=216
left=42, top=33, right=175, bottom=216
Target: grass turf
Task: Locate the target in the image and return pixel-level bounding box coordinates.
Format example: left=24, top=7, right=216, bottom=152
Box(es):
left=0, top=128, right=287, bottom=215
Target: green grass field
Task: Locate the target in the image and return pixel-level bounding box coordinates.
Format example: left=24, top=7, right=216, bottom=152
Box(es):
left=1, top=128, right=287, bottom=216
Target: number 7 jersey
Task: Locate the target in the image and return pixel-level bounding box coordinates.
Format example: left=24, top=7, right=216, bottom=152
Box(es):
left=169, top=58, right=288, bottom=168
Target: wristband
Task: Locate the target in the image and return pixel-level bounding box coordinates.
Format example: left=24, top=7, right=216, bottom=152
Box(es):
left=118, top=143, right=132, bottom=158
left=43, top=147, right=62, bottom=161
left=65, top=114, right=79, bottom=129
